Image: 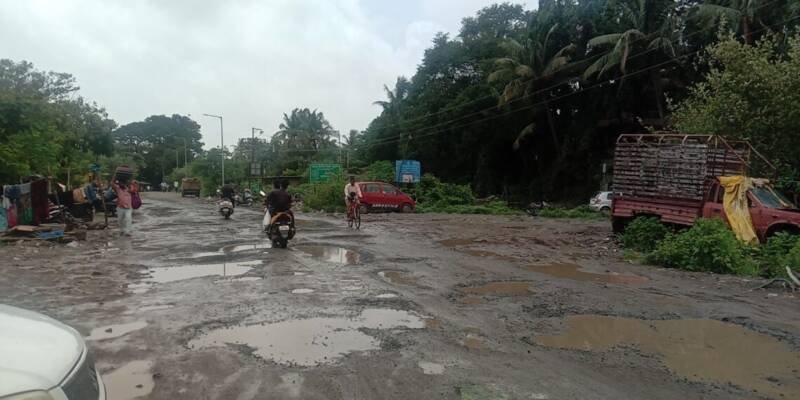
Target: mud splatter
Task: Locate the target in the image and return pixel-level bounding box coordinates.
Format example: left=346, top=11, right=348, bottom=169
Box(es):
left=535, top=315, right=800, bottom=399
left=297, top=246, right=360, bottom=265
left=526, top=263, right=648, bottom=284
left=190, top=309, right=425, bottom=366
left=460, top=282, right=531, bottom=296
left=87, top=320, right=147, bottom=341
left=102, top=360, right=155, bottom=400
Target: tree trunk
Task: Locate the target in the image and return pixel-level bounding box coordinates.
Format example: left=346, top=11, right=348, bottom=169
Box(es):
left=743, top=16, right=752, bottom=45
left=651, top=69, right=665, bottom=126
left=545, top=102, right=560, bottom=154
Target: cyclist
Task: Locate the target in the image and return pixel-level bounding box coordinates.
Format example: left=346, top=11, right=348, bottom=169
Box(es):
left=344, top=176, right=361, bottom=216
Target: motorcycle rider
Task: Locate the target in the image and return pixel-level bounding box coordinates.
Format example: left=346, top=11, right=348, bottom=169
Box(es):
left=220, top=183, right=236, bottom=208
left=264, top=179, right=292, bottom=230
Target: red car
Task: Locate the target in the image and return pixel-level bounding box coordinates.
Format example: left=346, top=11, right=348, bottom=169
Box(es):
left=357, top=182, right=416, bottom=213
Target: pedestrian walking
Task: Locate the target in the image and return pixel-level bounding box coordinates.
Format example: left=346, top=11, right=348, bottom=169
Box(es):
left=112, top=178, right=134, bottom=236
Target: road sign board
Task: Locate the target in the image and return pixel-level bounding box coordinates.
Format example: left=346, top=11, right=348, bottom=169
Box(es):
left=250, top=162, right=261, bottom=177
left=309, top=164, right=342, bottom=183
left=395, top=160, right=421, bottom=183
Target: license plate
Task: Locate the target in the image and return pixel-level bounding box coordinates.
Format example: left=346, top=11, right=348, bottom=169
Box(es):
left=279, top=225, right=290, bottom=231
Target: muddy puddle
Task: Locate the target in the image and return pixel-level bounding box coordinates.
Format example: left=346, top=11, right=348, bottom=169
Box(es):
left=145, top=260, right=262, bottom=283
left=526, top=263, right=648, bottom=284
left=102, top=360, right=155, bottom=400
left=460, top=281, right=531, bottom=296
left=535, top=315, right=800, bottom=398
left=291, top=288, right=314, bottom=294
left=296, top=246, right=360, bottom=265
left=376, top=293, right=398, bottom=299
left=217, top=276, right=263, bottom=283
left=378, top=271, right=419, bottom=286
left=87, top=320, right=147, bottom=341
left=221, top=243, right=271, bottom=253
left=190, top=309, right=425, bottom=366
left=462, top=334, right=486, bottom=350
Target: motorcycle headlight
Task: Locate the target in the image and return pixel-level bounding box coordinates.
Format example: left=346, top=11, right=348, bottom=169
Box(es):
left=1, top=392, right=55, bottom=400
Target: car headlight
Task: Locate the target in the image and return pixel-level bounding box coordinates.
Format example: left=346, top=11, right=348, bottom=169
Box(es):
left=0, top=392, right=55, bottom=400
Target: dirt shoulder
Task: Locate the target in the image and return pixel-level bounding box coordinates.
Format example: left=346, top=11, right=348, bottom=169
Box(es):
left=0, top=192, right=797, bottom=400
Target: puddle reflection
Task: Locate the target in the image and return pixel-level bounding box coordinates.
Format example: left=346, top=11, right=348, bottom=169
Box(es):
left=297, top=246, right=360, bottom=265
left=146, top=260, right=262, bottom=283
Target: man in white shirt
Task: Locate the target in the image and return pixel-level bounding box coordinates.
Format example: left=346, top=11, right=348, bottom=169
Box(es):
left=344, top=176, right=362, bottom=211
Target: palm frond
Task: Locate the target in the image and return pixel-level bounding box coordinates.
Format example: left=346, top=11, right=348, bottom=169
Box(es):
left=514, top=65, right=535, bottom=78
left=692, top=4, right=743, bottom=31
left=498, top=38, right=525, bottom=57
left=648, top=37, right=676, bottom=57
left=513, top=123, right=536, bottom=150
left=587, top=33, right=622, bottom=49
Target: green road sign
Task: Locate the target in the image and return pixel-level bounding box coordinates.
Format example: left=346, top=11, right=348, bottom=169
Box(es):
left=309, top=164, right=342, bottom=183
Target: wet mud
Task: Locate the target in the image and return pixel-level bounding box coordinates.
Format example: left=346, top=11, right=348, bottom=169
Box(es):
left=525, top=263, right=648, bottom=284
left=459, top=281, right=532, bottom=296
left=296, top=245, right=361, bottom=265
left=87, top=320, right=147, bottom=341
left=536, top=315, right=800, bottom=398
left=102, top=360, right=155, bottom=400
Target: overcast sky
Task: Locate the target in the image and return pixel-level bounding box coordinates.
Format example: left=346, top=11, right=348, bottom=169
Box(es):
left=0, top=0, right=535, bottom=149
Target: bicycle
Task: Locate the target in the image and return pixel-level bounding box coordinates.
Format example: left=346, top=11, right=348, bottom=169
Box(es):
left=346, top=194, right=361, bottom=230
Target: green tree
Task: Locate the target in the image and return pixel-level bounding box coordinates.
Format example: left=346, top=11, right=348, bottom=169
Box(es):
left=672, top=33, right=800, bottom=177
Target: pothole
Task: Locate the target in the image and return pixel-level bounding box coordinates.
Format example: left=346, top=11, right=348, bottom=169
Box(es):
left=378, top=271, right=419, bottom=286
left=535, top=315, right=800, bottom=399
left=376, top=293, right=398, bottom=299
left=144, top=260, right=262, bottom=283
left=296, top=246, right=361, bottom=265
left=291, top=288, right=314, bottom=294
left=221, top=243, right=271, bottom=253
left=87, top=321, right=147, bottom=341
left=526, top=263, right=648, bottom=284
left=102, top=360, right=155, bottom=400
left=189, top=309, right=425, bottom=366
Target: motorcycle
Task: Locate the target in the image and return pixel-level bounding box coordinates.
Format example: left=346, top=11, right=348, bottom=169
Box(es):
left=241, top=190, right=254, bottom=206
left=218, top=199, right=234, bottom=219
left=267, top=212, right=295, bottom=248
left=526, top=200, right=551, bottom=216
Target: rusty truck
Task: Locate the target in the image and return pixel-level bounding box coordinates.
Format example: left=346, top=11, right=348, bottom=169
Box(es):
left=611, top=134, right=800, bottom=242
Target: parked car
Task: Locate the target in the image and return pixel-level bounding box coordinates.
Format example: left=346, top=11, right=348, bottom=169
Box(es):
left=357, top=182, right=416, bottom=213
left=610, top=134, right=800, bottom=241
left=589, top=191, right=613, bottom=212
left=0, top=304, right=106, bottom=400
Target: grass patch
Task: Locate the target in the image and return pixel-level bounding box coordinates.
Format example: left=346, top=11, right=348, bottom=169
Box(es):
left=538, top=205, right=606, bottom=220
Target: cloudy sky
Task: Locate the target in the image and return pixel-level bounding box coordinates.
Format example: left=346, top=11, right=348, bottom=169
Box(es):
left=0, top=0, right=535, bottom=149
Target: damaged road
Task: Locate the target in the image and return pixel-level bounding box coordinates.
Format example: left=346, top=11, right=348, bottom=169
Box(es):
left=1, top=192, right=798, bottom=399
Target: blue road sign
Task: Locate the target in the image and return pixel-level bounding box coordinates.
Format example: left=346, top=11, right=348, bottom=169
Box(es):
left=395, top=160, right=421, bottom=183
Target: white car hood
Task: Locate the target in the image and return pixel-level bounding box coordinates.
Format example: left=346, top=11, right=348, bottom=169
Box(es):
left=0, top=305, right=84, bottom=396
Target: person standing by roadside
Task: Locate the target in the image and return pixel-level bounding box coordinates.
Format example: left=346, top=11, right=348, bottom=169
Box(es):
left=112, top=178, right=133, bottom=236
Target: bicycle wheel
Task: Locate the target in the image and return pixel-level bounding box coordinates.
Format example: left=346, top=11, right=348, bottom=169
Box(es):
left=355, top=207, right=361, bottom=230
left=347, top=207, right=354, bottom=228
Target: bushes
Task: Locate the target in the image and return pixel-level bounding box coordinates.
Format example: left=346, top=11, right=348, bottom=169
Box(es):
left=417, top=200, right=520, bottom=215
left=415, top=174, right=475, bottom=207
left=758, top=232, right=800, bottom=278
left=645, top=219, right=759, bottom=276
left=621, top=217, right=668, bottom=253
left=538, top=205, right=605, bottom=220
left=297, top=176, right=347, bottom=213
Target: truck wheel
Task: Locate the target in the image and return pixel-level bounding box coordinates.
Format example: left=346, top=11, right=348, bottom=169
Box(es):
left=612, top=217, right=630, bottom=234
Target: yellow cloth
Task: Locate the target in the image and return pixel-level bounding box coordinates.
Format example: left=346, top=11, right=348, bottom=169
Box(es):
left=718, top=176, right=758, bottom=244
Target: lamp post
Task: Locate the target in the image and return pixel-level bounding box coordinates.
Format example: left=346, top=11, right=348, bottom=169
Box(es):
left=251, top=127, right=263, bottom=191
left=203, top=114, right=224, bottom=185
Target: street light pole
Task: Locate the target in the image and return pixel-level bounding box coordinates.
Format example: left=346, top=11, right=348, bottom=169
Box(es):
left=203, top=114, right=224, bottom=185
left=251, top=127, right=263, bottom=191
left=182, top=138, right=188, bottom=167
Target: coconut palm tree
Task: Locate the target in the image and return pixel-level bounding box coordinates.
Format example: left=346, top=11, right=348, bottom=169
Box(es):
left=273, top=108, right=337, bottom=151
left=373, top=77, right=411, bottom=116
left=691, top=0, right=779, bottom=44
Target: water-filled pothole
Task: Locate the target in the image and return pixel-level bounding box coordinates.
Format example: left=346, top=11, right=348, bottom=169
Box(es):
left=87, top=321, right=147, bottom=341
left=378, top=271, right=419, bottom=286
left=526, top=263, right=648, bottom=284
left=296, top=246, right=360, bottom=265
left=221, top=243, right=271, bottom=253
left=189, top=309, right=425, bottom=366
left=145, top=260, right=262, bottom=283
left=291, top=288, right=314, bottom=294
left=535, top=315, right=800, bottom=398
left=102, top=360, right=155, bottom=400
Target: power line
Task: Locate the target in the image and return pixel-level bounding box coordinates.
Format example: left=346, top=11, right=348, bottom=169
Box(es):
left=359, top=13, right=800, bottom=150
left=371, top=0, right=789, bottom=133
